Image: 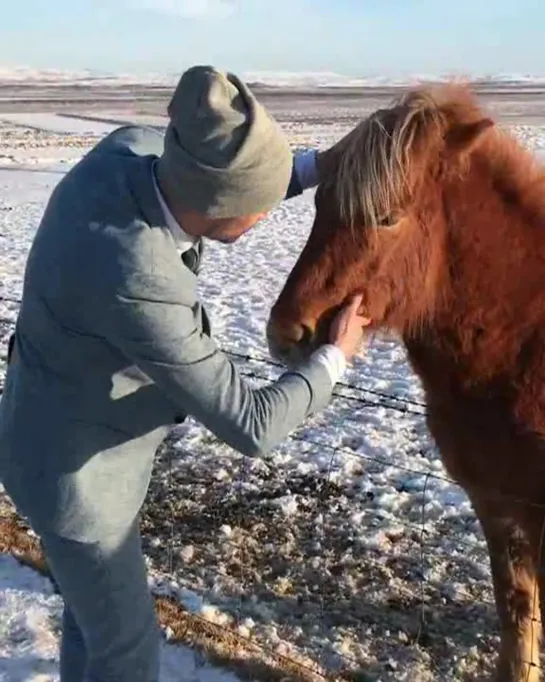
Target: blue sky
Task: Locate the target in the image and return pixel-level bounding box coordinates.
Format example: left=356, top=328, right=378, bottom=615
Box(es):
left=1, top=0, right=544, bottom=77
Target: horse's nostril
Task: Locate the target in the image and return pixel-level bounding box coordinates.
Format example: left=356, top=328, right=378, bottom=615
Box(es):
left=300, top=324, right=315, bottom=346
left=266, top=320, right=317, bottom=365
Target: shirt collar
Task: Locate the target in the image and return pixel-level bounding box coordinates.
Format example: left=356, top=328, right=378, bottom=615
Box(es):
left=151, top=161, right=196, bottom=254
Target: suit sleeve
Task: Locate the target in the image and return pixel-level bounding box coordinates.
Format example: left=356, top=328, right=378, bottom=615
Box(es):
left=95, top=260, right=333, bottom=458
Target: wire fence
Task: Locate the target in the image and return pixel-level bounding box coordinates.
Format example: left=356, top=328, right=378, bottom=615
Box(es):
left=0, top=294, right=543, bottom=680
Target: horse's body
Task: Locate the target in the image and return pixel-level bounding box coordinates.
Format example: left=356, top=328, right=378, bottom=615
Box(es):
left=267, top=85, right=545, bottom=681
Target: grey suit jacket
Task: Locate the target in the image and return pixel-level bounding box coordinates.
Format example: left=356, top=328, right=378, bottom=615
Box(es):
left=0, top=126, right=333, bottom=542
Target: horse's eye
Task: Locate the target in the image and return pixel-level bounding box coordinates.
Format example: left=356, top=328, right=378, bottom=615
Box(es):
left=376, top=212, right=400, bottom=228
left=377, top=215, right=395, bottom=227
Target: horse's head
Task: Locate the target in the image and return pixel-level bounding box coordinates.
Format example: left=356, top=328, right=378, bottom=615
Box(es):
left=267, top=84, right=494, bottom=364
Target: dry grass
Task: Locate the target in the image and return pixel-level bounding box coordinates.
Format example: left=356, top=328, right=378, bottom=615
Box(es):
left=0, top=511, right=349, bottom=682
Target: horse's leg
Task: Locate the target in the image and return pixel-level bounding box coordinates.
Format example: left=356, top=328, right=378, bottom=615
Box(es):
left=471, top=496, right=540, bottom=682
left=516, top=505, right=545, bottom=679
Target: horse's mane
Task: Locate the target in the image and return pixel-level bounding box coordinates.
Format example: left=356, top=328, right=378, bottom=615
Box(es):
left=334, top=88, right=443, bottom=228
left=333, top=83, right=545, bottom=231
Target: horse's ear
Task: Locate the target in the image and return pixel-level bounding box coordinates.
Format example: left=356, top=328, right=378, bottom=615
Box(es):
left=445, top=118, right=494, bottom=156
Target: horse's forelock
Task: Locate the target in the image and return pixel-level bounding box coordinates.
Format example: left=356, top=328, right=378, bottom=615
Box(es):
left=333, top=89, right=449, bottom=231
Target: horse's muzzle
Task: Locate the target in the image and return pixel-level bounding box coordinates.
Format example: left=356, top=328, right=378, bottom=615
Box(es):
left=266, top=319, right=316, bottom=366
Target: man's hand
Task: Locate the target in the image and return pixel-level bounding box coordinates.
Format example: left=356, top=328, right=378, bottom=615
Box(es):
left=329, top=294, right=372, bottom=360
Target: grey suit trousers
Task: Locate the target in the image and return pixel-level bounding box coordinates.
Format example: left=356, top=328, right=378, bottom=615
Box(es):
left=41, top=521, right=160, bottom=682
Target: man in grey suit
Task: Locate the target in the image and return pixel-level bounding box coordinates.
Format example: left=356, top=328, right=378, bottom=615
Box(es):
left=0, top=65, right=368, bottom=681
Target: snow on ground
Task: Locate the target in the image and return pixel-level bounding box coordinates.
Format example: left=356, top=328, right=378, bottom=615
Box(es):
left=1, top=111, right=545, bottom=681
left=0, top=113, right=120, bottom=136
left=0, top=554, right=241, bottom=682
left=2, top=66, right=545, bottom=87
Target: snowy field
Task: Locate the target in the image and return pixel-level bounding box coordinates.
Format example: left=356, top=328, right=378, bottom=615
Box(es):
left=1, top=88, right=545, bottom=682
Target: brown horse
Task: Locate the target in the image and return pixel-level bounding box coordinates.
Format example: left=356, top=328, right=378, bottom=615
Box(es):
left=266, top=84, right=545, bottom=681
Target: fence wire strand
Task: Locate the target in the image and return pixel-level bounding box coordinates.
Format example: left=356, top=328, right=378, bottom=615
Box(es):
left=227, top=347, right=427, bottom=410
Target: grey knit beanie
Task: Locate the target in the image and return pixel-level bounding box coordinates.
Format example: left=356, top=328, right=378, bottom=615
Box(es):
left=156, top=65, right=293, bottom=218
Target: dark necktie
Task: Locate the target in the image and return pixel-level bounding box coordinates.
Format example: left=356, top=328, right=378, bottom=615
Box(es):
left=180, top=241, right=210, bottom=337
left=181, top=247, right=199, bottom=273
left=181, top=238, right=204, bottom=274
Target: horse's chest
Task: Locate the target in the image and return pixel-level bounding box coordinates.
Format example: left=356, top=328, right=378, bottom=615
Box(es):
left=404, top=339, right=529, bottom=489
left=423, top=398, right=545, bottom=501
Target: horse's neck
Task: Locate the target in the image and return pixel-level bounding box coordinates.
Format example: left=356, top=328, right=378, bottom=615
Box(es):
left=405, top=151, right=545, bottom=392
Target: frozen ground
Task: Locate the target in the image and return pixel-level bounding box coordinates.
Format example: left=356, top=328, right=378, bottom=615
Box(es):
left=0, top=554, right=241, bottom=682
left=1, top=92, right=545, bottom=681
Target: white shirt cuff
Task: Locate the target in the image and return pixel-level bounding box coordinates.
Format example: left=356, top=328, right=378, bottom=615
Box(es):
left=309, top=344, right=347, bottom=386
left=293, top=149, right=319, bottom=191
